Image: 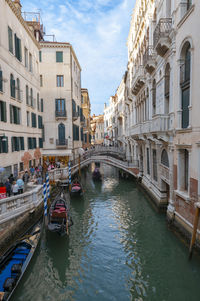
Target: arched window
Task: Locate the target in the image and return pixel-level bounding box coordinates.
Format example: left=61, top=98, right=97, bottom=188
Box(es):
left=152, top=79, right=156, bottom=116
left=16, top=78, right=20, bottom=100
left=161, top=149, right=169, bottom=167
left=164, top=64, right=170, bottom=114
left=58, top=123, right=65, bottom=145
left=180, top=42, right=191, bottom=129
left=10, top=74, right=15, bottom=98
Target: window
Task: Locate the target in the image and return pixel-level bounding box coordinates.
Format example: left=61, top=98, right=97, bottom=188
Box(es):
left=40, top=75, right=43, bottom=87
left=26, top=85, right=29, bottom=104
left=0, top=136, right=8, bottom=153
left=180, top=43, right=191, bottom=129
left=81, top=127, right=83, bottom=141
left=0, top=69, right=3, bottom=92
left=10, top=105, right=20, bottom=124
left=29, top=53, right=32, bottom=72
left=24, top=47, right=28, bottom=68
left=16, top=78, right=20, bottom=101
left=0, top=101, right=7, bottom=122
left=55, top=99, right=66, bottom=116
left=57, top=75, right=64, bottom=87
left=147, top=148, right=150, bottom=175
left=31, top=112, right=37, bottom=128
left=73, top=124, right=79, bottom=141
left=152, top=79, right=156, bottom=116
left=39, top=51, right=42, bottom=62
left=10, top=74, right=15, bottom=98
left=164, top=64, right=170, bottom=114
left=33, top=138, right=37, bottom=149
left=39, top=138, right=43, bottom=148
left=56, top=51, right=63, bottom=62
left=27, top=137, right=37, bottom=149
left=11, top=137, right=19, bottom=152
left=41, top=98, right=43, bottom=112
left=58, top=123, right=66, bottom=144
left=30, top=88, right=33, bottom=106
left=14, top=34, right=22, bottom=61
left=38, top=115, right=43, bottom=129
left=27, top=111, right=30, bottom=126
left=37, top=93, right=40, bottom=110
left=161, top=149, right=169, bottom=167
left=8, top=26, right=13, bottom=54
left=72, top=99, right=76, bottom=117
left=153, top=149, right=157, bottom=181
left=178, top=149, right=189, bottom=191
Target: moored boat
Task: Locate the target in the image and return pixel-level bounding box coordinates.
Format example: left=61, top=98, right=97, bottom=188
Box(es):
left=0, top=221, right=42, bottom=301
left=48, top=196, right=73, bottom=235
left=70, top=180, right=83, bottom=197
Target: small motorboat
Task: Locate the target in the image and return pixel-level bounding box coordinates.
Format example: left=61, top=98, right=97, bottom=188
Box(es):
left=70, top=180, right=83, bottom=197
left=92, top=168, right=102, bottom=181
left=48, top=195, right=73, bottom=235
left=0, top=221, right=42, bottom=301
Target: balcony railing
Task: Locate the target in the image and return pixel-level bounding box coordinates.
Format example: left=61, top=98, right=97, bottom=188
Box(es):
left=153, top=18, right=172, bottom=56
left=56, top=139, right=68, bottom=147
left=143, top=46, right=156, bottom=73
left=55, top=110, right=67, bottom=118
left=132, top=65, right=145, bottom=95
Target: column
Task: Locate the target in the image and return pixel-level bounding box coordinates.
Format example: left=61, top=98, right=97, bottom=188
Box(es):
left=167, top=145, right=175, bottom=216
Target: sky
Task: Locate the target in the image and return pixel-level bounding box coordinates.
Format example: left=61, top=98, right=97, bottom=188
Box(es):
left=21, top=0, right=135, bottom=115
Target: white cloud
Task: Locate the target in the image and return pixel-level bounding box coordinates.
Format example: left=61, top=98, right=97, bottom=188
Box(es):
left=21, top=0, right=135, bottom=113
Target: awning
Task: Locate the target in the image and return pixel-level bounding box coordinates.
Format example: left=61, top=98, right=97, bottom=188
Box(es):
left=42, top=149, right=72, bottom=156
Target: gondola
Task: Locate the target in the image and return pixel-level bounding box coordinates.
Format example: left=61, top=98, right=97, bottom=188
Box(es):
left=92, top=168, right=102, bottom=181
left=0, top=220, right=42, bottom=301
left=48, top=194, right=73, bottom=235
left=70, top=180, right=83, bottom=197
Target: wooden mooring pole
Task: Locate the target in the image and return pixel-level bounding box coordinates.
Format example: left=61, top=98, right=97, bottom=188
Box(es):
left=189, top=202, right=200, bottom=259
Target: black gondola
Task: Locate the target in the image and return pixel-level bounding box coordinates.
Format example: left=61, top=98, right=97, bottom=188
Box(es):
left=48, top=194, right=73, bottom=235
left=0, top=221, right=42, bottom=301
left=70, top=180, right=83, bottom=197
left=92, top=168, right=102, bottom=181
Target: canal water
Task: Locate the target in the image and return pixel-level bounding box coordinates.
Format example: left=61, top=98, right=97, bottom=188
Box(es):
left=12, top=164, right=200, bottom=301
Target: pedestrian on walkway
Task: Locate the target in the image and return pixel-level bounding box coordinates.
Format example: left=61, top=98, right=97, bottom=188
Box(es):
left=5, top=179, right=11, bottom=197
left=8, top=174, right=15, bottom=185
left=30, top=166, right=35, bottom=179
left=17, top=177, right=24, bottom=194
left=12, top=181, right=19, bottom=195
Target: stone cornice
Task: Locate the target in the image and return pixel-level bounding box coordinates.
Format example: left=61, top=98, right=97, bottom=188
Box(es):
left=5, top=0, right=40, bottom=49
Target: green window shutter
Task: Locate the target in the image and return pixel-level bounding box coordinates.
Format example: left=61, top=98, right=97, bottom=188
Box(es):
left=8, top=27, right=13, bottom=53
left=2, top=137, right=8, bottom=153
left=20, top=137, right=24, bottom=150
left=3, top=102, right=7, bottom=122
left=73, top=124, right=76, bottom=140
left=10, top=104, right=13, bottom=123
left=26, top=86, right=29, bottom=104
left=14, top=34, right=18, bottom=59
left=182, top=88, right=190, bottom=129
left=56, top=51, right=63, bottom=62
left=39, top=51, right=42, bottom=62
left=41, top=99, right=43, bottom=112
left=0, top=70, right=2, bottom=92
left=18, top=38, right=22, bottom=61
left=81, top=128, right=83, bottom=141
left=11, top=137, right=14, bottom=152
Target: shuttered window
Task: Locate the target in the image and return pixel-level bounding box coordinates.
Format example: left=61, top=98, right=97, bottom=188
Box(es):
left=81, top=127, right=83, bottom=141
left=10, top=105, right=20, bottom=124
left=31, top=113, right=37, bottom=128
left=39, top=51, right=42, bottom=62
left=14, top=34, right=22, bottom=61
left=0, top=136, right=8, bottom=153
left=39, top=138, right=43, bottom=148
left=0, top=101, right=7, bottom=122
left=56, top=51, right=63, bottom=62
left=72, top=99, right=76, bottom=117
left=153, top=149, right=157, bottom=181
left=26, top=85, right=29, bottom=104
left=38, top=115, right=43, bottom=129
left=8, top=26, right=13, bottom=53
left=10, top=74, right=15, bottom=98
left=41, top=98, right=43, bottom=112
left=73, top=124, right=79, bottom=141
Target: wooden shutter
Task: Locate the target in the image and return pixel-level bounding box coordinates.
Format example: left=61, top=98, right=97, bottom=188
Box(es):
left=8, top=27, right=13, bottom=53
left=0, top=70, right=2, bottom=92
left=182, top=88, right=190, bottom=128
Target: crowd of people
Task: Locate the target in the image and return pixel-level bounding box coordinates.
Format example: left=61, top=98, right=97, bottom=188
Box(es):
left=2, top=164, right=44, bottom=198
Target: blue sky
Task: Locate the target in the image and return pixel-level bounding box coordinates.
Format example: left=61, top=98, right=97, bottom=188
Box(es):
left=21, top=0, right=135, bottom=115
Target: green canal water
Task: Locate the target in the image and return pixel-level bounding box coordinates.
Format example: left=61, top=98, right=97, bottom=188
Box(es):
left=12, top=164, right=200, bottom=301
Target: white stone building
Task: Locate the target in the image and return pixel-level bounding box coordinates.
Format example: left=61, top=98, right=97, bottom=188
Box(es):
left=39, top=41, right=83, bottom=166
left=0, top=0, right=43, bottom=180
left=122, top=0, right=200, bottom=237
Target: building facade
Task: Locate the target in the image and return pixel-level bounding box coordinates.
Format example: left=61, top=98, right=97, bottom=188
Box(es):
left=90, top=114, right=104, bottom=145
left=122, top=0, right=200, bottom=237
left=0, top=0, right=43, bottom=180
left=39, top=41, right=83, bottom=166
left=81, top=88, right=91, bottom=149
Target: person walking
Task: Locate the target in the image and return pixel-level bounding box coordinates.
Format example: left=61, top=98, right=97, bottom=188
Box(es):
left=5, top=179, right=11, bottom=197
left=12, top=181, right=19, bottom=195
left=8, top=174, right=15, bottom=185
left=30, top=166, right=35, bottom=179
left=17, top=177, right=24, bottom=194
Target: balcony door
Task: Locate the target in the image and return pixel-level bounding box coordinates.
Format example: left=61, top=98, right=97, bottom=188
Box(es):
left=58, top=123, right=65, bottom=144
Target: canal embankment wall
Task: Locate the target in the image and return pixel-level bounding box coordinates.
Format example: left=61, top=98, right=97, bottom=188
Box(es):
left=0, top=184, right=44, bottom=256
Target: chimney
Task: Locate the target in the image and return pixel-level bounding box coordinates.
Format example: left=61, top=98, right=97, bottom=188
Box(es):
left=13, top=0, right=22, bottom=14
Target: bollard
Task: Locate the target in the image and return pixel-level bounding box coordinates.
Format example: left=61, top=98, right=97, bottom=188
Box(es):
left=189, top=202, right=200, bottom=259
